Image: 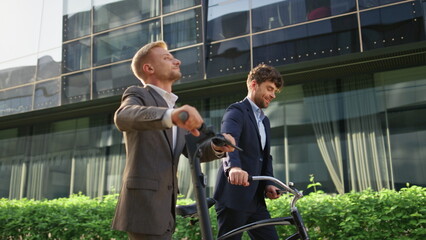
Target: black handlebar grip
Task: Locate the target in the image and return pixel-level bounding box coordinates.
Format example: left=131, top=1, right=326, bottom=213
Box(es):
left=178, top=111, right=207, bottom=133
left=178, top=111, right=189, bottom=122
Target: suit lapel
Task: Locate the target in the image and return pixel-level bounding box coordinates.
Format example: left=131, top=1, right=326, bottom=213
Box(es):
left=263, top=117, right=271, bottom=153
left=243, top=99, right=262, bottom=148
left=173, top=127, right=185, bottom=160
left=145, top=86, right=174, bottom=154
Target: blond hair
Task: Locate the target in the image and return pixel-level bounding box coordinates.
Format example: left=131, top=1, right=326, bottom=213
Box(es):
left=131, top=41, right=168, bottom=82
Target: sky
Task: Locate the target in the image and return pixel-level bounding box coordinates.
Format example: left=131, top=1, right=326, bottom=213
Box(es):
left=0, top=0, right=62, bottom=67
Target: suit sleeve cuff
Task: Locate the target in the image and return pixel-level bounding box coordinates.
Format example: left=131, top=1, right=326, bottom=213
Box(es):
left=211, top=141, right=225, bottom=158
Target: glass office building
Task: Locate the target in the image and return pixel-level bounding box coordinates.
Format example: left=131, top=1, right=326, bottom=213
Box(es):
left=0, top=0, right=425, bottom=200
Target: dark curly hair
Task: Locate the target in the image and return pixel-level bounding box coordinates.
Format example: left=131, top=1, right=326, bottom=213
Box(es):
left=247, top=64, right=283, bottom=90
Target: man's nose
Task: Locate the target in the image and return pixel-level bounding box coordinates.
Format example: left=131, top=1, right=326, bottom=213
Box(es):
left=174, top=58, right=181, bottom=66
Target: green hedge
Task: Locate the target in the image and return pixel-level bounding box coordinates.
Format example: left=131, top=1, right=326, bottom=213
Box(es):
left=1, top=186, right=425, bottom=239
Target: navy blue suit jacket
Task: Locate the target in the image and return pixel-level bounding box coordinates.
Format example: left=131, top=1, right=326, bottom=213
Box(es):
left=214, top=98, right=274, bottom=212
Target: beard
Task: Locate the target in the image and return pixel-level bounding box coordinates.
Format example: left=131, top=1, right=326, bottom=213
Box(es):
left=170, top=71, right=182, bottom=82
left=254, top=97, right=268, bottom=109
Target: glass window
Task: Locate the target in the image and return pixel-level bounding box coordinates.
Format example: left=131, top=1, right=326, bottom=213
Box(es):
left=206, top=0, right=250, bottom=42
left=62, top=71, right=91, bottom=104
left=36, top=48, right=62, bottom=81
left=424, top=1, right=426, bottom=36
left=163, top=0, right=200, bottom=13
left=360, top=2, right=424, bottom=51
left=173, top=46, right=204, bottom=84
left=252, top=0, right=307, bottom=32
left=252, top=0, right=356, bottom=32
left=253, top=14, right=359, bottom=67
left=358, top=0, right=407, bottom=9
left=93, top=62, right=140, bottom=99
left=39, top=0, right=63, bottom=51
left=26, top=153, right=72, bottom=199
left=376, top=66, right=426, bottom=189
left=0, top=129, right=20, bottom=158
left=271, top=84, right=338, bottom=193
left=0, top=114, right=125, bottom=200
left=164, top=8, right=202, bottom=49
left=93, top=20, right=160, bottom=66
left=0, top=85, right=34, bottom=117
left=93, top=0, right=160, bottom=33
left=206, top=37, right=251, bottom=78
left=0, top=157, right=12, bottom=198
left=63, top=38, right=91, bottom=73
left=0, top=128, right=29, bottom=199
left=34, top=79, right=60, bottom=110
left=0, top=55, right=37, bottom=89
left=63, top=0, right=91, bottom=41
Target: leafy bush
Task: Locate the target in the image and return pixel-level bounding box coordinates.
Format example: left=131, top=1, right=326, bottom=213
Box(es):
left=0, top=193, right=126, bottom=240
left=299, top=185, right=426, bottom=239
left=1, top=186, right=425, bottom=239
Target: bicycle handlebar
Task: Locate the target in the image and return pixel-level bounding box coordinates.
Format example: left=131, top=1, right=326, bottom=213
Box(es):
left=178, top=111, right=243, bottom=151
left=249, top=176, right=303, bottom=209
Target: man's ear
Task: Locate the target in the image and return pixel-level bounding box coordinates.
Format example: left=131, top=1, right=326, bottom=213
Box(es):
left=249, top=80, right=257, bottom=90
left=143, top=64, right=154, bottom=73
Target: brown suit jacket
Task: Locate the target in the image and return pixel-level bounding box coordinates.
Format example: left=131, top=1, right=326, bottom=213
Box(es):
left=111, top=85, right=218, bottom=235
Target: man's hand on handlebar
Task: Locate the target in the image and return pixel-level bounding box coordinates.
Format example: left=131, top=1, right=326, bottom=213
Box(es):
left=265, top=185, right=281, bottom=199
left=212, top=133, right=236, bottom=153
left=172, top=106, right=203, bottom=136
left=228, top=167, right=250, bottom=187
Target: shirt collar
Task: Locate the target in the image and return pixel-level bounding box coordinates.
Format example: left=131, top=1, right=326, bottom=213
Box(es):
left=146, top=84, right=178, bottom=108
left=246, top=97, right=265, bottom=121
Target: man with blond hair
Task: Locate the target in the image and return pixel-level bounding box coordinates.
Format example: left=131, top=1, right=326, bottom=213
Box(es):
left=111, top=40, right=235, bottom=240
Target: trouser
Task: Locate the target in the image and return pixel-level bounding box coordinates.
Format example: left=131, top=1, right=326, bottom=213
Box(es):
left=128, top=229, right=172, bottom=240
left=216, top=204, right=279, bottom=240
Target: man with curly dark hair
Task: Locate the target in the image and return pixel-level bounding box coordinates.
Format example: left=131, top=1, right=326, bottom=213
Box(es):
left=214, top=64, right=284, bottom=240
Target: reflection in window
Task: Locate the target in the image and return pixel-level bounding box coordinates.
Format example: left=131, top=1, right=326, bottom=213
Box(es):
left=358, top=0, right=406, bottom=9
left=253, top=15, right=359, bottom=67
left=173, top=46, right=204, bottom=83
left=0, top=114, right=125, bottom=200
left=93, top=21, right=160, bottom=66
left=27, top=154, right=72, bottom=199
left=93, top=62, right=140, bottom=99
left=377, top=66, right=426, bottom=189
left=360, top=2, right=424, bottom=51
left=163, top=0, right=200, bottom=13
left=62, top=71, right=91, bottom=104
left=36, top=48, right=62, bottom=81
left=34, top=79, right=60, bottom=110
left=252, top=0, right=356, bottom=32
left=206, top=37, right=250, bottom=78
left=164, top=8, right=202, bottom=49
left=63, top=0, right=91, bottom=41
left=252, top=0, right=307, bottom=32
left=63, top=38, right=91, bottom=73
left=206, top=0, right=250, bottom=42
left=0, top=158, right=12, bottom=198
left=0, top=86, right=33, bottom=117
left=93, top=0, right=160, bottom=33
left=0, top=56, right=37, bottom=89
left=0, top=128, right=28, bottom=199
